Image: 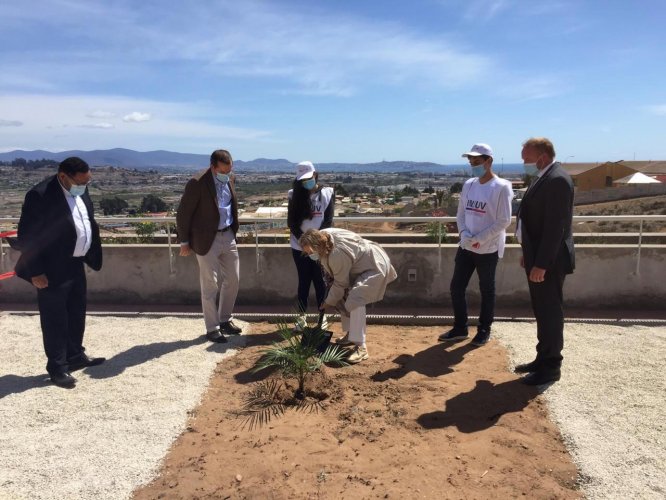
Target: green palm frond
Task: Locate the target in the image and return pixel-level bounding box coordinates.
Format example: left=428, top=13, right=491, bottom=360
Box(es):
left=319, top=343, right=349, bottom=366
left=238, top=379, right=286, bottom=431
left=251, top=314, right=348, bottom=404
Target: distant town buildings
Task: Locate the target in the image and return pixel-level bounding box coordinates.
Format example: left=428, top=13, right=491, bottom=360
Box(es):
left=564, top=161, right=664, bottom=191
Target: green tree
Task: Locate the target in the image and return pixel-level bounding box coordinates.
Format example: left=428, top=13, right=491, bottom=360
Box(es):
left=140, top=194, right=168, bottom=213
left=434, top=189, right=447, bottom=208
left=134, top=222, right=158, bottom=243
left=401, top=185, right=420, bottom=196
left=450, top=182, right=463, bottom=194
left=426, top=221, right=447, bottom=243
left=333, top=183, right=349, bottom=197
left=99, top=197, right=129, bottom=215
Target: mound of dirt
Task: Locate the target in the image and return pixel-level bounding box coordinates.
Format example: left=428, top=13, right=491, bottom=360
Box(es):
left=133, top=323, right=579, bottom=499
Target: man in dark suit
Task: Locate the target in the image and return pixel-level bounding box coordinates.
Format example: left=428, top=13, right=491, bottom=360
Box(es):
left=15, top=157, right=105, bottom=388
left=176, top=149, right=242, bottom=343
left=516, top=138, right=575, bottom=385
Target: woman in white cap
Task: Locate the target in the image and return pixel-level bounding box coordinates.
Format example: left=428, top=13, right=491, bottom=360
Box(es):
left=287, top=161, right=335, bottom=331
left=298, top=228, right=397, bottom=364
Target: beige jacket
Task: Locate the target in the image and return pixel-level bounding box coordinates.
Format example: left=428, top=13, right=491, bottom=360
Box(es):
left=320, top=228, right=397, bottom=312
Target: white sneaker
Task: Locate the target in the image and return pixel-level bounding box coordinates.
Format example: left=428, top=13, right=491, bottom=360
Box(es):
left=346, top=345, right=369, bottom=364
left=320, top=315, right=329, bottom=331
left=293, top=314, right=307, bottom=332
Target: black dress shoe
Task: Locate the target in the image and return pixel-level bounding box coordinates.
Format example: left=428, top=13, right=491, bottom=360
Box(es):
left=220, top=320, right=242, bottom=335
left=522, top=369, right=561, bottom=386
left=50, top=372, right=77, bottom=388
left=206, top=329, right=228, bottom=343
left=68, top=354, right=106, bottom=372
left=515, top=360, right=540, bottom=373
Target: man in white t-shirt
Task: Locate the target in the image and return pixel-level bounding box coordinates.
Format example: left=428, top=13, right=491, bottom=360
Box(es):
left=438, top=143, right=513, bottom=346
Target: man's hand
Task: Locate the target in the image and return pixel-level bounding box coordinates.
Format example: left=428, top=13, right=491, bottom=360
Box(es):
left=31, top=274, right=48, bottom=289
left=528, top=266, right=546, bottom=283
left=179, top=244, right=192, bottom=257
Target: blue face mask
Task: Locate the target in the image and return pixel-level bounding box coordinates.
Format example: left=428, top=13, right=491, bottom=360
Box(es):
left=308, top=252, right=320, bottom=261
left=215, top=172, right=229, bottom=183
left=471, top=165, right=485, bottom=178
left=302, top=178, right=316, bottom=190
left=523, top=163, right=539, bottom=176
left=69, top=184, right=87, bottom=197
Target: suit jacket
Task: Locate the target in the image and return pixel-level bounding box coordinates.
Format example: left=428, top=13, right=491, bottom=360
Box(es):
left=15, top=175, right=103, bottom=284
left=176, top=168, right=239, bottom=255
left=321, top=228, right=397, bottom=311
left=518, top=162, right=575, bottom=274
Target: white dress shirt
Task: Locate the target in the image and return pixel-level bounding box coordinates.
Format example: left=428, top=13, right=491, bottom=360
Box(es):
left=59, top=182, right=92, bottom=257
left=215, top=178, right=234, bottom=230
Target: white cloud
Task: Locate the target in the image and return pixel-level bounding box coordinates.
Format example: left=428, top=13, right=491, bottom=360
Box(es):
left=645, top=105, right=666, bottom=116
left=87, top=110, right=116, bottom=119
left=0, top=119, right=23, bottom=127
left=123, top=112, right=151, bottom=123
left=0, top=94, right=271, bottom=152
left=496, top=75, right=569, bottom=101
left=80, top=122, right=114, bottom=129
left=0, top=0, right=492, bottom=97
left=462, top=0, right=511, bottom=23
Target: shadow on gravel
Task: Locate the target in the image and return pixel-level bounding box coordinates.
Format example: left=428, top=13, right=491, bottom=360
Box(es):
left=86, top=335, right=214, bottom=379
left=0, top=374, right=51, bottom=399
left=417, top=379, right=539, bottom=433
left=371, top=342, right=477, bottom=382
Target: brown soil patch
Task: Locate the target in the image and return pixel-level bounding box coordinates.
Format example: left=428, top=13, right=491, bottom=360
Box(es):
left=133, top=324, right=580, bottom=499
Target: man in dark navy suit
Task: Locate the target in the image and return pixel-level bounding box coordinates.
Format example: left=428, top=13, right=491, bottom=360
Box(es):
left=16, top=157, right=105, bottom=388
left=516, top=138, right=575, bottom=386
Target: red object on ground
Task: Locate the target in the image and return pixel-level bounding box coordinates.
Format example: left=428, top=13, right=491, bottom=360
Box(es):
left=0, top=230, right=18, bottom=238
left=0, top=271, right=16, bottom=281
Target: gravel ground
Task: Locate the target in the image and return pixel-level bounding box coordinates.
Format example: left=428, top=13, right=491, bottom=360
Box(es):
left=494, top=321, right=666, bottom=500
left=1, top=314, right=664, bottom=499
left=0, top=313, right=247, bottom=500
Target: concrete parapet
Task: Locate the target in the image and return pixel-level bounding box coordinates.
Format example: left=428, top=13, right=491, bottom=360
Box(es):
left=1, top=244, right=664, bottom=310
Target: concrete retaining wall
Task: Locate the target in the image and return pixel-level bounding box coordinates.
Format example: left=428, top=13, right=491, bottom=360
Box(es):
left=574, top=184, right=666, bottom=205
left=1, top=244, right=664, bottom=310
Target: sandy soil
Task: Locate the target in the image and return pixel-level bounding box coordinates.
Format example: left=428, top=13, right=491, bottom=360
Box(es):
left=133, top=323, right=579, bottom=500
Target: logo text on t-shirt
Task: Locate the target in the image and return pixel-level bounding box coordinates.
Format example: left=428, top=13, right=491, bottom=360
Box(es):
left=466, top=199, right=487, bottom=215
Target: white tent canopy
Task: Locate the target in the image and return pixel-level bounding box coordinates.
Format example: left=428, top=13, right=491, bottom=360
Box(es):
left=614, top=172, right=661, bottom=184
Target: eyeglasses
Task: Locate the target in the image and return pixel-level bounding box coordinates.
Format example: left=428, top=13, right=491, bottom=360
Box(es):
left=67, top=174, right=91, bottom=186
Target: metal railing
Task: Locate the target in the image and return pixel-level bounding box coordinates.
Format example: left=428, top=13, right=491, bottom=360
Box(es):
left=1, top=215, right=665, bottom=276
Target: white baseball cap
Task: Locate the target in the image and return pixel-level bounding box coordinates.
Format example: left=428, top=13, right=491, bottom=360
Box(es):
left=462, top=143, right=493, bottom=158
left=296, top=161, right=316, bottom=180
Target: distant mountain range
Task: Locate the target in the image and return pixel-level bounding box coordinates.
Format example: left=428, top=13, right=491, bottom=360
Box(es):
left=0, top=148, right=524, bottom=173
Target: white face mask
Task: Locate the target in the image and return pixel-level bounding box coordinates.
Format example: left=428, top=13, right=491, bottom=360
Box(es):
left=523, top=163, right=539, bottom=176
left=308, top=252, right=320, bottom=261
left=69, top=184, right=87, bottom=197
left=302, top=178, right=316, bottom=190
left=215, top=172, right=229, bottom=183
left=471, top=165, right=485, bottom=178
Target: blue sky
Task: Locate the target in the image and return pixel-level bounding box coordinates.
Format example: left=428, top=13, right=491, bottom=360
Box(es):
left=1, top=0, right=665, bottom=163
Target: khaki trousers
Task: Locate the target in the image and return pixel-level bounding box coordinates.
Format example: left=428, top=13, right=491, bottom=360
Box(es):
left=195, top=231, right=239, bottom=331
